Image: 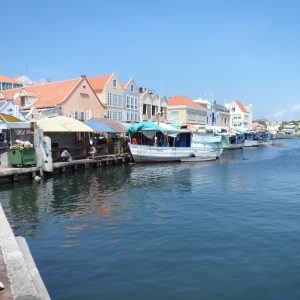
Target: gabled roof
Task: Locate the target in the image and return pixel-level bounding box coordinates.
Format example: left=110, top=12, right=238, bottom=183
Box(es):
left=168, top=95, right=206, bottom=109
left=0, top=78, right=83, bottom=108
left=0, top=75, right=19, bottom=83
left=235, top=100, right=248, bottom=113
left=87, top=74, right=112, bottom=91
left=120, top=82, right=127, bottom=89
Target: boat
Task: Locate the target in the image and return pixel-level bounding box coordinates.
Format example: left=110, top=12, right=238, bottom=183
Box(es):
left=243, top=131, right=263, bottom=147
left=257, top=131, right=272, bottom=146
left=221, top=134, right=245, bottom=150
left=127, top=122, right=223, bottom=163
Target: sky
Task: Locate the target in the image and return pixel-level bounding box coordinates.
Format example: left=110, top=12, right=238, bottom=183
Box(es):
left=2, top=0, right=300, bottom=120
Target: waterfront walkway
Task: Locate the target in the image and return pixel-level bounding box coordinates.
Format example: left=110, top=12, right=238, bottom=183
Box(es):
left=0, top=204, right=50, bottom=299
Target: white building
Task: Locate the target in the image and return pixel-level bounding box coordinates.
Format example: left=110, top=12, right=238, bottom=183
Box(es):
left=225, top=100, right=253, bottom=131
left=121, top=78, right=139, bottom=122
left=139, top=87, right=168, bottom=122
left=194, top=98, right=230, bottom=127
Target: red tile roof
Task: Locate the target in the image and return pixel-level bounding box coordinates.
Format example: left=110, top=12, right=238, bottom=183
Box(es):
left=235, top=100, right=248, bottom=113
left=168, top=95, right=206, bottom=109
left=0, top=75, right=18, bottom=83
left=87, top=74, right=112, bottom=91
left=0, top=78, right=82, bottom=108
left=120, top=82, right=127, bottom=89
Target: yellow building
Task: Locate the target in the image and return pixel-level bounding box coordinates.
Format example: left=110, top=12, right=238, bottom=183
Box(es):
left=167, top=95, right=207, bottom=125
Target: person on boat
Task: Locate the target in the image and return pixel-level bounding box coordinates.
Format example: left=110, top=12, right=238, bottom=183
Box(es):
left=61, top=149, right=72, bottom=162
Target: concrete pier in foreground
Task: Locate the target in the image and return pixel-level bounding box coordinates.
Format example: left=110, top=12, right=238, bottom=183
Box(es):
left=0, top=204, right=50, bottom=299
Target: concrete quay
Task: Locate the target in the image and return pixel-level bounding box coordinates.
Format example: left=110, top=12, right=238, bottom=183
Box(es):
left=0, top=204, right=50, bottom=299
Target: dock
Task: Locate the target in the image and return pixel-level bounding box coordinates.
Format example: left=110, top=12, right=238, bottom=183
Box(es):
left=0, top=153, right=132, bottom=183
left=0, top=204, right=50, bottom=299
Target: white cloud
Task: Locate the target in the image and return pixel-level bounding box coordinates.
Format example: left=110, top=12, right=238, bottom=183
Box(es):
left=272, top=103, right=300, bottom=120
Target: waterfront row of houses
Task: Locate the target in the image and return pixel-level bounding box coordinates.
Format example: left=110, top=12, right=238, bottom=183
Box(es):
left=0, top=73, right=253, bottom=131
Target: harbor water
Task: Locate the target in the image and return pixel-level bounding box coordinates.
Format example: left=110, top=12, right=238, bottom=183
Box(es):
left=1, top=139, right=300, bottom=300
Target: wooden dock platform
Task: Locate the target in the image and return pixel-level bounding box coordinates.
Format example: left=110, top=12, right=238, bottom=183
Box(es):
left=0, top=153, right=132, bottom=183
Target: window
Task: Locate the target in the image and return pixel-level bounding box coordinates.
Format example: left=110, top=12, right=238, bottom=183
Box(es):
left=80, top=93, right=89, bottom=98
left=143, top=104, right=147, bottom=115
left=107, top=93, right=112, bottom=105
left=113, top=94, right=118, bottom=106
left=118, top=94, right=122, bottom=107
left=80, top=112, right=85, bottom=120
left=74, top=111, right=78, bottom=119
left=113, top=111, right=118, bottom=120
left=134, top=98, right=138, bottom=110
left=113, top=79, right=117, bottom=88
left=127, top=112, right=130, bottom=121
left=107, top=110, right=112, bottom=119
left=131, top=97, right=134, bottom=109
left=127, top=96, right=130, bottom=109
left=118, top=112, right=122, bottom=121
left=130, top=84, right=134, bottom=92
left=20, top=96, right=26, bottom=107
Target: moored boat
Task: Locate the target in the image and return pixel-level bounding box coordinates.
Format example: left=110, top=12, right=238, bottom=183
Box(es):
left=127, top=122, right=223, bottom=163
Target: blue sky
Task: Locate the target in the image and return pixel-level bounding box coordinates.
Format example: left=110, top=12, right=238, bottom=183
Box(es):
left=2, top=0, right=300, bottom=120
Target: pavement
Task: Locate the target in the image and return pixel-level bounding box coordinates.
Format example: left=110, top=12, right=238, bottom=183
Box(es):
left=0, top=248, right=13, bottom=300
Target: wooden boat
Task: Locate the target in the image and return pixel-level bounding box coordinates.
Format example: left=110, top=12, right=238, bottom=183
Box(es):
left=127, top=122, right=223, bottom=163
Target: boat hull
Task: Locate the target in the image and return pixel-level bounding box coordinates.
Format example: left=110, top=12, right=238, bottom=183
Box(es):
left=129, top=144, right=219, bottom=163
left=244, top=140, right=262, bottom=147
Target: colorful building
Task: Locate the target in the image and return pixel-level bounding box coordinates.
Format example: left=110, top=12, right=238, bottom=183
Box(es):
left=88, top=73, right=124, bottom=121
left=0, top=75, right=105, bottom=120
left=167, top=95, right=207, bottom=125
left=139, top=87, right=168, bottom=122
left=225, top=100, right=253, bottom=131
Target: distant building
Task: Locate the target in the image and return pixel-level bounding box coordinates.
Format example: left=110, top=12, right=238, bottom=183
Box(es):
left=0, top=75, right=105, bottom=120
left=0, top=99, right=26, bottom=120
left=121, top=78, right=140, bottom=122
left=88, top=73, right=124, bottom=121
left=167, top=95, right=207, bottom=125
left=139, top=87, right=168, bottom=122
left=194, top=98, right=230, bottom=127
left=225, top=100, right=253, bottom=131
left=0, top=75, right=32, bottom=91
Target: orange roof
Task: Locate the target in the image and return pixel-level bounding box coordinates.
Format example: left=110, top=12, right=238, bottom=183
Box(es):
left=235, top=100, right=248, bottom=113
left=87, top=74, right=112, bottom=91
left=0, top=75, right=18, bottom=83
left=168, top=95, right=206, bottom=109
left=0, top=78, right=82, bottom=108
left=120, top=82, right=127, bottom=89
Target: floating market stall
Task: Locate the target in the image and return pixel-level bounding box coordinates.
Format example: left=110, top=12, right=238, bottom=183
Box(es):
left=37, top=116, right=94, bottom=161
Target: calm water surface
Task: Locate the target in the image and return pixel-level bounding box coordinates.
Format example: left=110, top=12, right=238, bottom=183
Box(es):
left=1, top=139, right=300, bottom=300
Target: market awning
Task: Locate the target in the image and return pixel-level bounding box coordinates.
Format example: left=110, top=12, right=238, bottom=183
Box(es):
left=0, top=113, right=23, bottom=123
left=37, top=116, right=94, bottom=132
left=89, top=117, right=126, bottom=133
left=84, top=120, right=114, bottom=133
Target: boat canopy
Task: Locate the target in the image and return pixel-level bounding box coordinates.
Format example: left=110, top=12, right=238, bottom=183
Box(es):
left=126, top=122, right=167, bottom=135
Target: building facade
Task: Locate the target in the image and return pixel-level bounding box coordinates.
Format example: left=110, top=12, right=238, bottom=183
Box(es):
left=225, top=100, right=253, bottom=131
left=0, top=75, right=24, bottom=91
left=139, top=87, right=168, bottom=122
left=122, top=78, right=140, bottom=122
left=167, top=95, right=207, bottom=125
left=194, top=98, right=230, bottom=127
left=88, top=73, right=125, bottom=121
left=0, top=76, right=105, bottom=120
